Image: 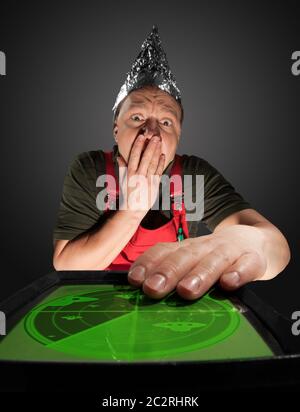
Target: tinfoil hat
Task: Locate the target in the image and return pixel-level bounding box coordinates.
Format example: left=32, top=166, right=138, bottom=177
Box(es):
left=112, top=25, right=182, bottom=114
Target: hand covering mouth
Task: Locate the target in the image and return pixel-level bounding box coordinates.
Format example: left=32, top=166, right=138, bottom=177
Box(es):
left=140, top=137, right=150, bottom=154
left=138, top=135, right=162, bottom=154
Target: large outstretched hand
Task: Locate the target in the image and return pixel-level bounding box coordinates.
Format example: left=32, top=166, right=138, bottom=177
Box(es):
left=128, top=224, right=267, bottom=300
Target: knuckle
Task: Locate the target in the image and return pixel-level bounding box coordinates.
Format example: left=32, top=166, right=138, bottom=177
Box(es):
left=195, top=262, right=215, bottom=277
left=155, top=260, right=180, bottom=280
left=137, top=243, right=168, bottom=264
left=209, top=243, right=234, bottom=264
left=147, top=164, right=156, bottom=174
left=138, top=242, right=177, bottom=269
left=196, top=255, right=225, bottom=278
left=178, top=246, right=195, bottom=261
left=140, top=248, right=160, bottom=262
left=217, top=248, right=232, bottom=265
left=127, top=165, right=135, bottom=174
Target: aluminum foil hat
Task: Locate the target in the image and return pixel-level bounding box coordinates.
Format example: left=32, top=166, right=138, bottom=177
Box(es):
left=112, top=25, right=182, bottom=114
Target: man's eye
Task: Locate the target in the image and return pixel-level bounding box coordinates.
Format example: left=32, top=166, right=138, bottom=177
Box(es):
left=131, top=115, right=143, bottom=121
left=161, top=119, right=172, bottom=127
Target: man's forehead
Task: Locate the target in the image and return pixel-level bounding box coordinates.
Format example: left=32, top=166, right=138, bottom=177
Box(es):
left=128, top=88, right=176, bottom=105
left=124, top=88, right=180, bottom=117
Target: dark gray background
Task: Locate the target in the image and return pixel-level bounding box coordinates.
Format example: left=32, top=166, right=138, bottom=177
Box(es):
left=0, top=0, right=299, bottom=316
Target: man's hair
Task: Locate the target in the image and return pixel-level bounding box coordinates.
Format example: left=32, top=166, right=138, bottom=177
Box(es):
left=112, top=88, right=184, bottom=129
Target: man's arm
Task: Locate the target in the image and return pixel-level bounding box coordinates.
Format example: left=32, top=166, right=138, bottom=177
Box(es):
left=213, top=208, right=291, bottom=280
left=127, top=208, right=291, bottom=300
left=53, top=133, right=165, bottom=270
left=53, top=209, right=145, bottom=270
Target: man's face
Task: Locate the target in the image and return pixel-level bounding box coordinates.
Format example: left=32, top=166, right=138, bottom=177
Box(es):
left=113, top=85, right=182, bottom=170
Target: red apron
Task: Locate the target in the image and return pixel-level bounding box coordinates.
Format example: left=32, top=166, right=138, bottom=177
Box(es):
left=102, top=151, right=189, bottom=271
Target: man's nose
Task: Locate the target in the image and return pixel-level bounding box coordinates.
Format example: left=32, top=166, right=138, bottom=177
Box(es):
left=140, top=118, right=161, bottom=138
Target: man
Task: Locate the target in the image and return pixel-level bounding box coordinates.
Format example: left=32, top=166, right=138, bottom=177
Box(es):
left=53, top=26, right=290, bottom=300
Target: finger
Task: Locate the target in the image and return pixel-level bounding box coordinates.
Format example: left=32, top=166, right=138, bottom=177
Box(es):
left=117, top=155, right=128, bottom=198
left=128, top=242, right=180, bottom=286
left=149, top=153, right=165, bottom=206
left=155, top=153, right=166, bottom=176
left=219, top=251, right=267, bottom=291
left=139, top=239, right=211, bottom=299
left=128, top=134, right=146, bottom=173
left=142, top=241, right=213, bottom=299
left=176, top=247, right=237, bottom=300
left=138, top=136, right=161, bottom=175
left=147, top=140, right=162, bottom=176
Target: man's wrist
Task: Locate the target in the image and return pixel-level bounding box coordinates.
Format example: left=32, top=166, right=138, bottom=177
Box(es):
left=116, top=207, right=148, bottom=223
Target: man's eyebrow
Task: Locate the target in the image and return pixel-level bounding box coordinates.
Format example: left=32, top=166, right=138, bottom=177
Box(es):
left=129, top=100, right=179, bottom=120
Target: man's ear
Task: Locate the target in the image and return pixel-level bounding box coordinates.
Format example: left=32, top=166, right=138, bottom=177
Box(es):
left=113, top=125, right=118, bottom=142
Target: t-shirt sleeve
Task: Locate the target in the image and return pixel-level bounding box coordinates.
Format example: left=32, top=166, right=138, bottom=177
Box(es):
left=199, top=158, right=252, bottom=232
left=53, top=152, right=101, bottom=241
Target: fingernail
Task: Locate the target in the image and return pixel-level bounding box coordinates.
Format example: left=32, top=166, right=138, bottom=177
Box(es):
left=222, top=271, right=240, bottom=286
left=180, top=276, right=202, bottom=292
left=152, top=136, right=160, bottom=142
left=144, top=274, right=166, bottom=291
left=128, top=266, right=146, bottom=283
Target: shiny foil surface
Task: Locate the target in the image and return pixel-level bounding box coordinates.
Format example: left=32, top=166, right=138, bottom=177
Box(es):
left=112, top=25, right=182, bottom=113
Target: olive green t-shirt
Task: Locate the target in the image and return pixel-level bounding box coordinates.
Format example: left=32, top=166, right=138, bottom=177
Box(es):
left=53, top=145, right=251, bottom=241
